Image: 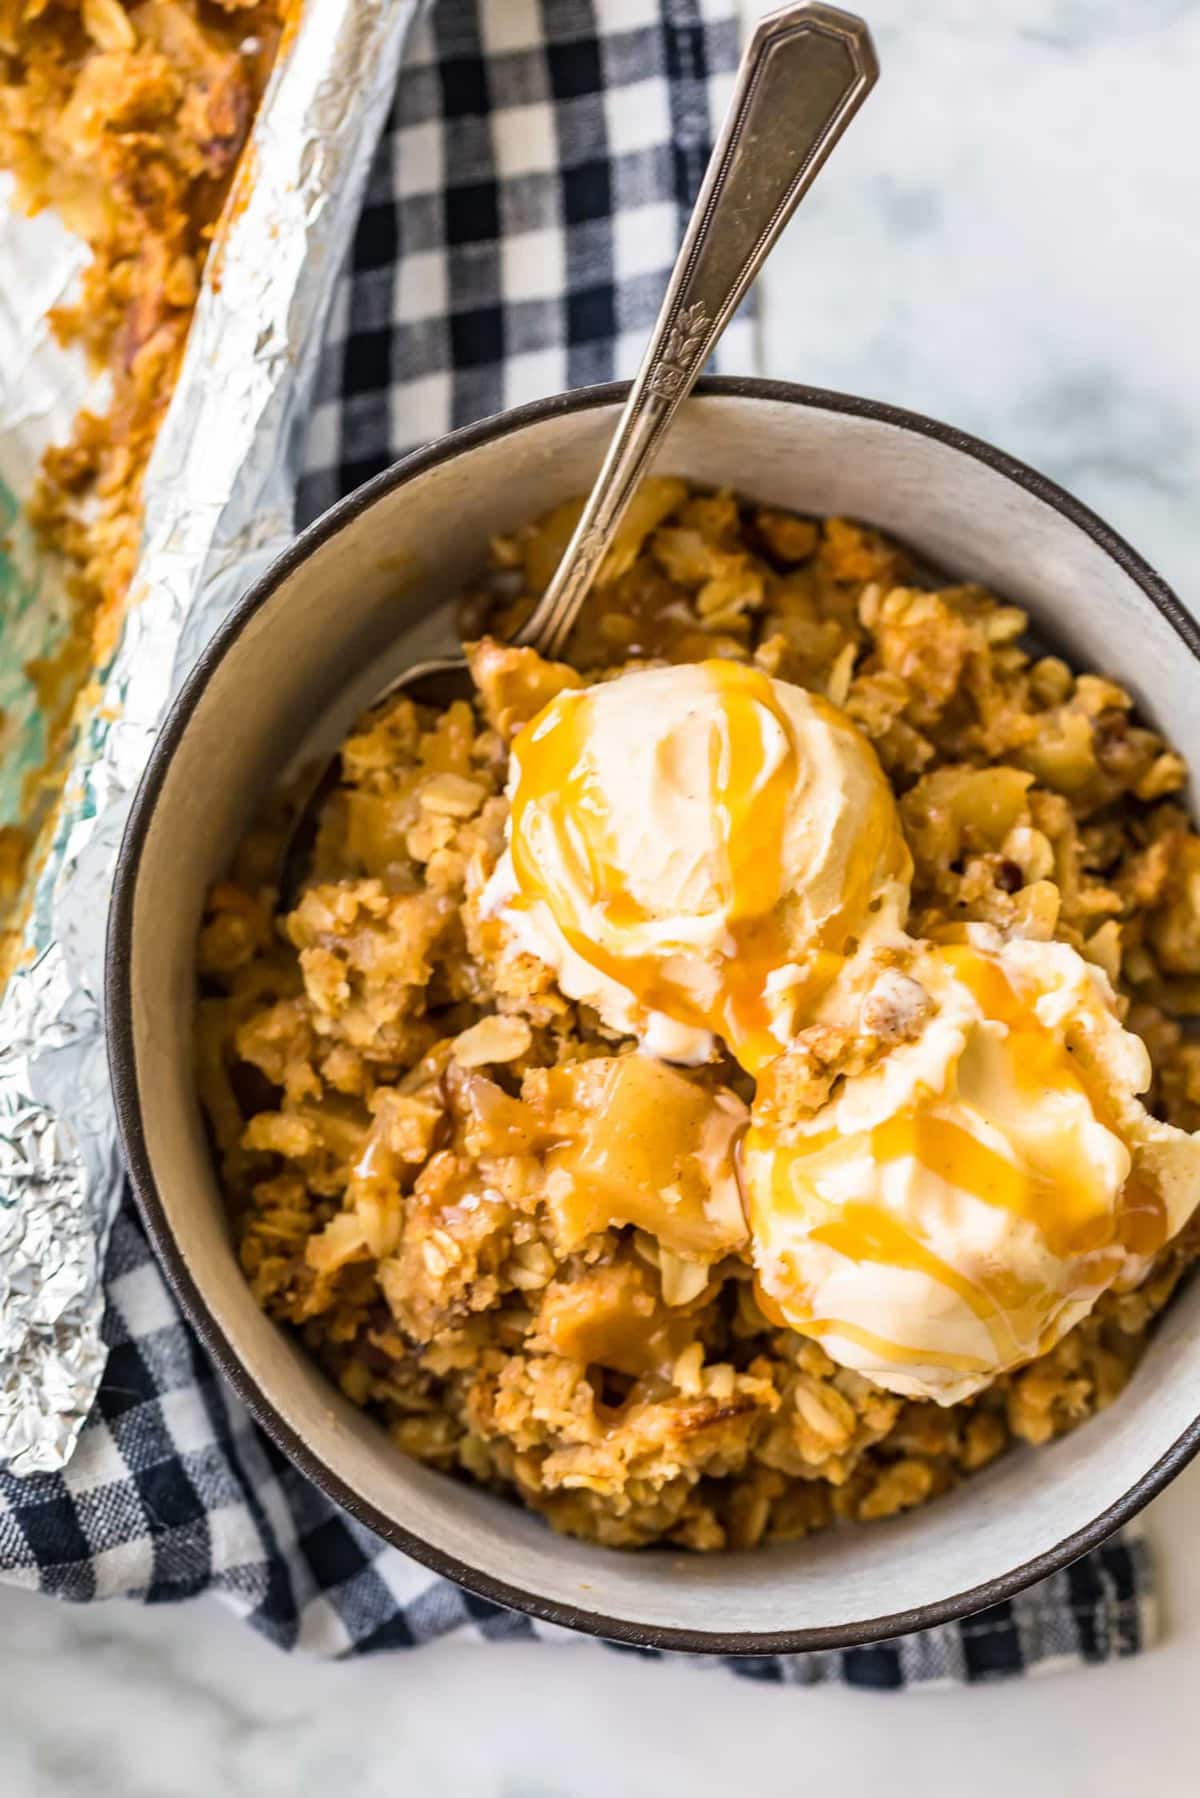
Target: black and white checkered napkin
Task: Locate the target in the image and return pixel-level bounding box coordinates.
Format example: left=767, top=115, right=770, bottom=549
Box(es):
left=0, top=0, right=1158, bottom=1678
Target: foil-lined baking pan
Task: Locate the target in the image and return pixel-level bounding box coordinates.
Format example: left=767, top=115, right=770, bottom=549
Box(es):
left=0, top=0, right=423, bottom=1473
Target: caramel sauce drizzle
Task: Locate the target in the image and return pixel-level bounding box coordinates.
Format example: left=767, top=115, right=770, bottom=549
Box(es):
left=508, top=660, right=903, bottom=1073
left=509, top=666, right=1167, bottom=1380
left=753, top=944, right=1166, bottom=1370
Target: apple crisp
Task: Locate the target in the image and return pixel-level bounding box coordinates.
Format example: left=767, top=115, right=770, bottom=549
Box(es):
left=197, top=481, right=1200, bottom=1550
left=0, top=0, right=285, bottom=971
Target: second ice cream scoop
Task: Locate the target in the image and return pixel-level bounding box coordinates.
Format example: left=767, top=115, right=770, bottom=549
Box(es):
left=743, top=933, right=1200, bottom=1403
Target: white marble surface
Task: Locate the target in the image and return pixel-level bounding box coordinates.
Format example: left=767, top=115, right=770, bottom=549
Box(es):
left=4, top=1, right=1200, bottom=1792
left=760, top=0, right=1200, bottom=597
left=3, top=1457, right=1200, bottom=1798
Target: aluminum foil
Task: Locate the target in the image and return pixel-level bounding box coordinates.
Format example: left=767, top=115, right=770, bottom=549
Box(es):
left=0, top=0, right=425, bottom=1473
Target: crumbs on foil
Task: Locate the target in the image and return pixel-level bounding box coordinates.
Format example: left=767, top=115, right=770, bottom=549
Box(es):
left=0, top=0, right=426, bottom=1474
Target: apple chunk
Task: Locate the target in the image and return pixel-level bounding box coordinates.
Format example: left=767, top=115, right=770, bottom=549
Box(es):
left=533, top=1054, right=748, bottom=1261
left=535, top=1259, right=697, bottom=1376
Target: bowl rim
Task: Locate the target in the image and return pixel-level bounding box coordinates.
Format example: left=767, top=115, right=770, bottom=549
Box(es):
left=108, top=374, right=1200, bottom=1656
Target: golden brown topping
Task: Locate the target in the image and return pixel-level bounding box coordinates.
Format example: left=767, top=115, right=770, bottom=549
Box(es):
left=0, top=2, right=284, bottom=959
left=466, top=638, right=582, bottom=741
left=195, top=483, right=1200, bottom=1552
left=753, top=1026, right=859, bottom=1128
left=753, top=507, right=819, bottom=565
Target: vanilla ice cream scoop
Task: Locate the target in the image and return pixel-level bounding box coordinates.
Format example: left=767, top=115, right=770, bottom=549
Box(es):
left=744, top=932, right=1200, bottom=1403
left=486, top=660, right=911, bottom=1072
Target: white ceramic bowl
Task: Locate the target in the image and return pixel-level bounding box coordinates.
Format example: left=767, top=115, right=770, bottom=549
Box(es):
left=108, top=379, right=1200, bottom=1653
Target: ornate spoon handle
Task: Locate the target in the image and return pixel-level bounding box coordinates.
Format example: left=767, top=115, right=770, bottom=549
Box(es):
left=517, top=3, right=878, bottom=662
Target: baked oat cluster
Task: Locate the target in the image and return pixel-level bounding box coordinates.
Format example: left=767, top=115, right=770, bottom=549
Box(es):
left=197, top=480, right=1200, bottom=1550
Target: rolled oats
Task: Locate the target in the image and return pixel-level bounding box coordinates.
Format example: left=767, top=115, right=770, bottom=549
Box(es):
left=196, top=488, right=1200, bottom=1550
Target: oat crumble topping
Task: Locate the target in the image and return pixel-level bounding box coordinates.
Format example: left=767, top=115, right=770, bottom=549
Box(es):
left=196, top=481, right=1200, bottom=1550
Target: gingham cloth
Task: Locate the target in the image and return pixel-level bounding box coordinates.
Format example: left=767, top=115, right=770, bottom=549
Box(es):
left=0, top=0, right=1158, bottom=1679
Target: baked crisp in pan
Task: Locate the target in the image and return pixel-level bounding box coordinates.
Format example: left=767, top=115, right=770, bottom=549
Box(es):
left=0, top=0, right=284, bottom=967
left=198, top=483, right=1200, bottom=1550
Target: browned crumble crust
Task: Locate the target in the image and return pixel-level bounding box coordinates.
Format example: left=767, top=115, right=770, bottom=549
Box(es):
left=0, top=0, right=285, bottom=974
left=197, top=480, right=1200, bottom=1550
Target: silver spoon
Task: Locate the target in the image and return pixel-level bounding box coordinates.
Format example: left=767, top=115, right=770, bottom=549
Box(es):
left=280, top=2, right=877, bottom=908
